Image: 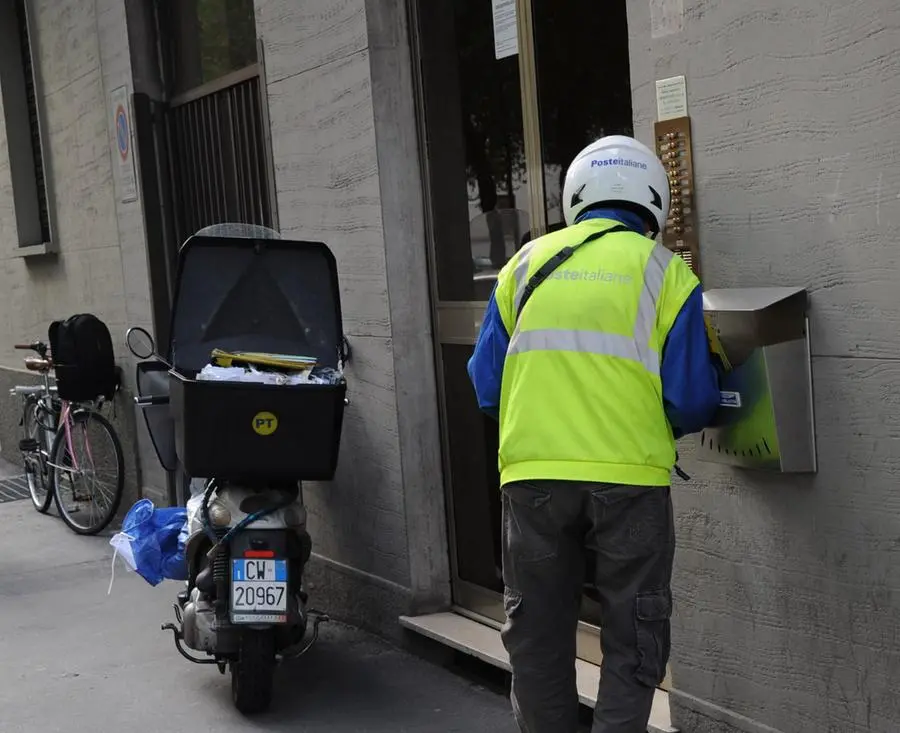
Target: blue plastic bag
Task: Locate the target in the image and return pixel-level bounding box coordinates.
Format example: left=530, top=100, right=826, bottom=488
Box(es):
left=110, top=499, right=189, bottom=586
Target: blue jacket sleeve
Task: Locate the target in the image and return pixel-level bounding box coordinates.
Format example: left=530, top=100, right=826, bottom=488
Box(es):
left=660, top=286, right=721, bottom=439
left=467, top=286, right=509, bottom=421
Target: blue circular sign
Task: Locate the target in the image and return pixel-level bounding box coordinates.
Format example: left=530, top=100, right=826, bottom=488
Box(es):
left=115, top=104, right=129, bottom=160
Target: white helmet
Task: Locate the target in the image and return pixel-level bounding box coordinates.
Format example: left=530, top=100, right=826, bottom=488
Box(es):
left=562, top=135, right=670, bottom=237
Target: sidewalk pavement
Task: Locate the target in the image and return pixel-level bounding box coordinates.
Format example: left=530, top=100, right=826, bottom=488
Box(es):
left=0, top=494, right=520, bottom=733
left=0, top=456, right=22, bottom=478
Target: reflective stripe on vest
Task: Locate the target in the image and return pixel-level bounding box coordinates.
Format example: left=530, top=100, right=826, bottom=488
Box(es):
left=507, top=243, right=674, bottom=375
left=512, top=239, right=538, bottom=315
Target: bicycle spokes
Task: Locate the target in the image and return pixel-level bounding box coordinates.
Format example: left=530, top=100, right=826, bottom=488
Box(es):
left=21, top=400, right=52, bottom=513
left=53, top=412, right=124, bottom=534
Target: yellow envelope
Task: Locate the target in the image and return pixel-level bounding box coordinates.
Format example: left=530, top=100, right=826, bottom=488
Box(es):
left=703, top=315, right=732, bottom=372
left=210, top=349, right=318, bottom=372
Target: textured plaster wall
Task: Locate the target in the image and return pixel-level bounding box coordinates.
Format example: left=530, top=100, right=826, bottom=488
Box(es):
left=0, top=0, right=124, bottom=364
left=254, top=0, right=449, bottom=631
left=626, top=1, right=900, bottom=731
left=0, top=0, right=154, bottom=504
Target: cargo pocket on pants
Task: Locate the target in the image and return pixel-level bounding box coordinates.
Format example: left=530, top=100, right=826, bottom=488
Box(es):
left=634, top=589, right=672, bottom=688
left=503, top=587, right=523, bottom=619
left=501, top=587, right=524, bottom=655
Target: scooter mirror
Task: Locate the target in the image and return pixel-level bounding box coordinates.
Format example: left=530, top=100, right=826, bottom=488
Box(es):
left=126, top=326, right=159, bottom=361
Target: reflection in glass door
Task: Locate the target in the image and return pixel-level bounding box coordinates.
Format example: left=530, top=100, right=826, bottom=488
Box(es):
left=531, top=0, right=634, bottom=232
left=412, top=0, right=642, bottom=666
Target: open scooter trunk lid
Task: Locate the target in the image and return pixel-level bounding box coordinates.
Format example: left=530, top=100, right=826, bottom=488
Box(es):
left=167, top=233, right=345, bottom=375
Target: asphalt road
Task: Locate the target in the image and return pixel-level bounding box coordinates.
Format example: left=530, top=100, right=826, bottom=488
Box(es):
left=0, top=495, right=519, bottom=733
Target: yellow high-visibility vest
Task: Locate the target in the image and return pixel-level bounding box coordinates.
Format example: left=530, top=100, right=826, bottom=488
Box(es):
left=493, top=219, right=699, bottom=487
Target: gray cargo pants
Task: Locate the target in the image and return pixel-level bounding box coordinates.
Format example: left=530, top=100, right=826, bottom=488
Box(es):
left=500, top=480, right=675, bottom=733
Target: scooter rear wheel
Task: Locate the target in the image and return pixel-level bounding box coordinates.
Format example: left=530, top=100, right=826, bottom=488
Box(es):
left=231, top=629, right=276, bottom=714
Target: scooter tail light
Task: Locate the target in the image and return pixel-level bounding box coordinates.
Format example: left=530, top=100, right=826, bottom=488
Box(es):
left=244, top=550, right=275, bottom=559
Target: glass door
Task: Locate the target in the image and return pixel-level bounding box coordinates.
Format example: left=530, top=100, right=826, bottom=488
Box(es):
left=412, top=0, right=640, bottom=671
left=413, top=0, right=533, bottom=621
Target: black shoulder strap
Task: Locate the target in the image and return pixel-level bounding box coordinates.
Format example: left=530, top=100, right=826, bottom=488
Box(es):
left=516, top=224, right=630, bottom=320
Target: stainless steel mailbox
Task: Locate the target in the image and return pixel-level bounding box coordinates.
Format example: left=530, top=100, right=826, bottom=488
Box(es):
left=697, top=286, right=817, bottom=473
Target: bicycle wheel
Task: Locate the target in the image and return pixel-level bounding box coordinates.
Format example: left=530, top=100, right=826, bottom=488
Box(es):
left=21, top=398, right=52, bottom=513
left=50, top=410, right=125, bottom=535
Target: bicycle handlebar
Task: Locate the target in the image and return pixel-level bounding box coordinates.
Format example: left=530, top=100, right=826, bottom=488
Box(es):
left=134, top=395, right=170, bottom=407
left=15, top=341, right=49, bottom=356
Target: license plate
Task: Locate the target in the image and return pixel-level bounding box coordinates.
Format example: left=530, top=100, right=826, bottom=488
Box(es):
left=230, top=558, right=288, bottom=623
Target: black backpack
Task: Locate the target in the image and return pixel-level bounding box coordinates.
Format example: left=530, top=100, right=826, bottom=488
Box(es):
left=49, top=314, right=119, bottom=401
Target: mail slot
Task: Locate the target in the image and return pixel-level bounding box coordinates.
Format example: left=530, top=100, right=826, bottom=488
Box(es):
left=697, top=286, right=817, bottom=473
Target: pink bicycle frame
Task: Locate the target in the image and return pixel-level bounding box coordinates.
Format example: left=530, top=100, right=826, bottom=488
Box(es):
left=60, top=400, right=96, bottom=473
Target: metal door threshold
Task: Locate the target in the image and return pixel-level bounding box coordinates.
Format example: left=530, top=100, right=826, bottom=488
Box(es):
left=400, top=610, right=677, bottom=733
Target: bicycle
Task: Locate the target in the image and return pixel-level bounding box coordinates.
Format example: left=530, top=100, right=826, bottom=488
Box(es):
left=11, top=341, right=126, bottom=535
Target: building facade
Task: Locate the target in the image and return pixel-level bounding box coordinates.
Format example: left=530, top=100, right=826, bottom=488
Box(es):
left=0, top=1, right=898, bottom=732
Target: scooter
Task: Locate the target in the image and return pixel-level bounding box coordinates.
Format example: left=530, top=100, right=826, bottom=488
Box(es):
left=143, top=436, right=326, bottom=714
left=128, top=223, right=350, bottom=714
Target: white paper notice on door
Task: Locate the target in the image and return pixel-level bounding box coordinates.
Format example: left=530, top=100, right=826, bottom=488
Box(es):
left=492, top=0, right=518, bottom=59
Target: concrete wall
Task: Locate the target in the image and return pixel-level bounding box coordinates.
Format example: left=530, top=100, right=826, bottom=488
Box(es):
left=627, top=1, right=900, bottom=731
left=0, top=0, right=154, bottom=506
left=253, top=0, right=449, bottom=637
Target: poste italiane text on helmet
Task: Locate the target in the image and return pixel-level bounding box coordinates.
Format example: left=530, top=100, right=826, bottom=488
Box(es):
left=562, top=135, right=670, bottom=237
